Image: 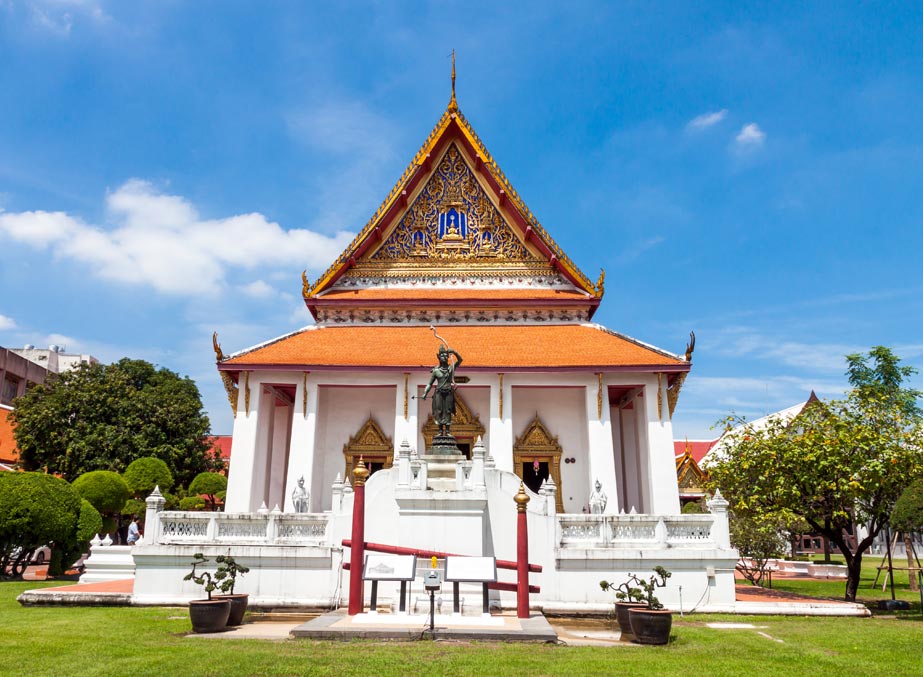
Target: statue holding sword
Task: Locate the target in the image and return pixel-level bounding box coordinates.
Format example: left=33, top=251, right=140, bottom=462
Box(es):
left=420, top=326, right=463, bottom=438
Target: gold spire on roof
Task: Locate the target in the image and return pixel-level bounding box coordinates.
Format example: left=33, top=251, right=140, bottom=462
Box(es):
left=449, top=49, right=458, bottom=111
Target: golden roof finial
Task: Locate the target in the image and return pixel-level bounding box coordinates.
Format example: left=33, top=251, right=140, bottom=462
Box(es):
left=449, top=49, right=458, bottom=111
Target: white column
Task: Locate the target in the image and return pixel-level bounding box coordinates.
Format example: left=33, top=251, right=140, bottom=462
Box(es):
left=643, top=379, right=681, bottom=515
left=488, top=374, right=514, bottom=472
left=225, top=375, right=264, bottom=512
left=267, top=403, right=291, bottom=510
left=585, top=376, right=619, bottom=514
left=250, top=388, right=276, bottom=512
left=283, top=377, right=319, bottom=512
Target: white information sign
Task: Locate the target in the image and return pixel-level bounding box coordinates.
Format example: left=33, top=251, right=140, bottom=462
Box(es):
left=444, top=556, right=497, bottom=582
left=362, top=554, right=417, bottom=581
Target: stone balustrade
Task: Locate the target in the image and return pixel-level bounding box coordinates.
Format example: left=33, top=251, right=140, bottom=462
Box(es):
left=152, top=511, right=330, bottom=546
left=557, top=513, right=716, bottom=549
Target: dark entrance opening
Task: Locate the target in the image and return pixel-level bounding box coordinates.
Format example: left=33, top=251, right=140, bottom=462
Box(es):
left=521, top=461, right=549, bottom=494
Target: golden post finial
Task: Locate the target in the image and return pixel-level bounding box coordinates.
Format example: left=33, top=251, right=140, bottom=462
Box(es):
left=353, top=456, right=370, bottom=486
left=449, top=49, right=458, bottom=111
left=514, top=482, right=530, bottom=513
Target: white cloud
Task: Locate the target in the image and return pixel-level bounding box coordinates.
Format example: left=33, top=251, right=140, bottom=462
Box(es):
left=686, top=109, right=727, bottom=131
left=616, top=235, right=666, bottom=263
left=0, top=313, right=17, bottom=331
left=735, top=123, right=766, bottom=147
left=20, top=0, right=109, bottom=35
left=0, top=179, right=355, bottom=297
left=241, top=280, right=276, bottom=299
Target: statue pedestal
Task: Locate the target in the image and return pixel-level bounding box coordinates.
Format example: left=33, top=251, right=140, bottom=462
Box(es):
left=422, top=435, right=465, bottom=491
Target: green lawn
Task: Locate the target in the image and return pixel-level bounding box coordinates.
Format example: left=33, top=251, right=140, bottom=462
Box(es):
left=765, top=554, right=923, bottom=608
left=2, top=581, right=923, bottom=677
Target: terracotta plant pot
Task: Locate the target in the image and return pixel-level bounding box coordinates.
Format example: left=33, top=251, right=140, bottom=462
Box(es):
left=614, top=602, right=647, bottom=642
left=188, top=598, right=231, bottom=633
left=216, top=593, right=249, bottom=626
left=628, top=608, right=673, bottom=645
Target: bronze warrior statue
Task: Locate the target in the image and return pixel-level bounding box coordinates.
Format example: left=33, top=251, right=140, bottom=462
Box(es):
left=421, top=344, right=463, bottom=437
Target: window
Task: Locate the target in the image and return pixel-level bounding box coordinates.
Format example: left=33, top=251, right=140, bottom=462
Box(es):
left=2, top=376, right=20, bottom=404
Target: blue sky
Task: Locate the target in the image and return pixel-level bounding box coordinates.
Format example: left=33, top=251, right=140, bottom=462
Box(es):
left=1, top=1, right=921, bottom=439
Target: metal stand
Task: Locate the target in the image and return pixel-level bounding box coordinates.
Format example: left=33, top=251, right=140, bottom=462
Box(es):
left=428, top=588, right=436, bottom=635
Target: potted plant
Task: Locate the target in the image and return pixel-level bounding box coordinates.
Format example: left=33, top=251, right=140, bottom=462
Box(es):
left=183, top=553, right=230, bottom=633
left=602, top=566, right=673, bottom=645
left=214, top=553, right=250, bottom=626
left=599, top=578, right=647, bottom=642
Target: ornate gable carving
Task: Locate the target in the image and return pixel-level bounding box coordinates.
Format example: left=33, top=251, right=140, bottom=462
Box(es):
left=371, top=144, right=537, bottom=263
left=343, top=416, right=393, bottom=477
left=676, top=452, right=708, bottom=496
left=513, top=415, right=564, bottom=513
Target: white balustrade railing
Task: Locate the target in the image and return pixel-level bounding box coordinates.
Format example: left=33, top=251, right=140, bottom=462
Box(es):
left=558, top=514, right=717, bottom=549
left=154, top=511, right=330, bottom=546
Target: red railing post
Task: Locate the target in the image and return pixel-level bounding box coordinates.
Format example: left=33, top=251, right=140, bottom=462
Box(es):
left=515, top=482, right=530, bottom=619
left=347, top=458, right=370, bottom=615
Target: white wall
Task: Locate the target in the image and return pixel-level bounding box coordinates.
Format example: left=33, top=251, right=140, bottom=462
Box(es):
left=511, top=386, right=588, bottom=513
left=313, top=385, right=396, bottom=509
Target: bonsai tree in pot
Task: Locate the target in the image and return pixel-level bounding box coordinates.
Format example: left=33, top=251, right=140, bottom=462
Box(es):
left=214, top=554, right=250, bottom=626
left=183, top=553, right=230, bottom=633
left=602, top=566, right=672, bottom=645
left=599, top=577, right=647, bottom=642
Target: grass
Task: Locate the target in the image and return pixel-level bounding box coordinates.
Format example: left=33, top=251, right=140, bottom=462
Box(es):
left=2, top=581, right=923, bottom=676
left=762, top=554, right=923, bottom=608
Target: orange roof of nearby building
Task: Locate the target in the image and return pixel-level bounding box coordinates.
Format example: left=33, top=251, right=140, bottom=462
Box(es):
left=221, top=324, right=687, bottom=371
left=0, top=406, right=18, bottom=465
left=209, top=435, right=233, bottom=463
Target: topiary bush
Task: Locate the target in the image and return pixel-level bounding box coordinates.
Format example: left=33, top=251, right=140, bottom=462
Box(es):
left=179, top=496, right=207, bottom=511
left=188, top=472, right=228, bottom=510
left=124, top=457, right=174, bottom=497
left=0, top=472, right=82, bottom=578
left=72, top=471, right=130, bottom=514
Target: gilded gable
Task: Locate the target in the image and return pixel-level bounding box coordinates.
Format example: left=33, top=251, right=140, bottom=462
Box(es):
left=371, top=144, right=537, bottom=262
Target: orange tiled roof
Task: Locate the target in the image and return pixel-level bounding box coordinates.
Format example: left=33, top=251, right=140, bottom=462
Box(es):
left=0, top=407, right=18, bottom=465
left=221, top=324, right=686, bottom=370
left=314, top=288, right=592, bottom=301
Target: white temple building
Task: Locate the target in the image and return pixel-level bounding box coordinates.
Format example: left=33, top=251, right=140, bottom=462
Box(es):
left=132, top=83, right=738, bottom=612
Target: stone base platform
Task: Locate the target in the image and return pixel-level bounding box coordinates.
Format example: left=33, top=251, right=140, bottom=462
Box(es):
left=290, top=609, right=558, bottom=642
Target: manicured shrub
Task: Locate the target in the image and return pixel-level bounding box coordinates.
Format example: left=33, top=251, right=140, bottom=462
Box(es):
left=179, top=496, right=206, bottom=511
left=188, top=472, right=227, bottom=510
left=72, top=471, right=130, bottom=514
left=0, top=472, right=81, bottom=578
left=124, top=457, right=174, bottom=496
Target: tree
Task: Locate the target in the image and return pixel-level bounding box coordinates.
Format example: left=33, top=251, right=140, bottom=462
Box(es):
left=188, top=472, right=228, bottom=511
left=72, top=471, right=130, bottom=515
left=10, top=358, right=221, bottom=486
left=124, top=457, right=174, bottom=497
left=891, top=480, right=923, bottom=536
left=707, top=347, right=923, bottom=601
left=0, top=472, right=82, bottom=579
left=730, top=511, right=792, bottom=588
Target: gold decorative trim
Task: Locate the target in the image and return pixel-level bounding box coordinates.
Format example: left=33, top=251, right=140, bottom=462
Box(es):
left=657, top=373, right=663, bottom=421
left=244, top=372, right=251, bottom=415
left=667, top=372, right=687, bottom=418
left=421, top=390, right=485, bottom=452
left=498, top=373, right=504, bottom=419
left=595, top=268, right=605, bottom=297
left=302, top=372, right=308, bottom=417
left=403, top=373, right=409, bottom=420
left=513, top=416, right=564, bottom=513
left=302, top=270, right=310, bottom=297
left=212, top=332, right=239, bottom=415
left=343, top=417, right=393, bottom=479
